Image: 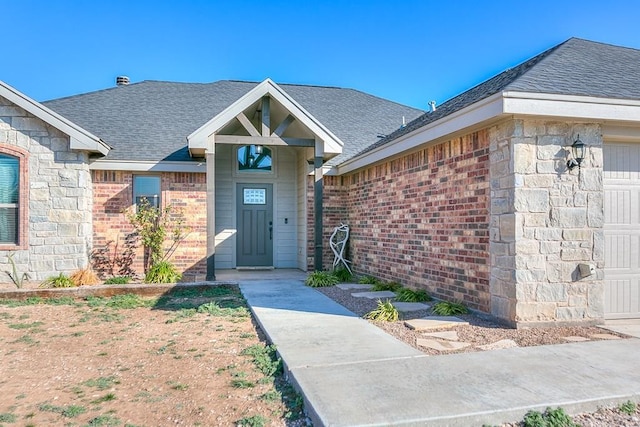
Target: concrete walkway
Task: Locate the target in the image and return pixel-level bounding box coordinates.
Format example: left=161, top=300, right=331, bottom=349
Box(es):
left=239, top=279, right=640, bottom=427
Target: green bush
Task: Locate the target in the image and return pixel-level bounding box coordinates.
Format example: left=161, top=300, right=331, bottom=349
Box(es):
left=619, top=400, right=637, bottom=415
left=357, top=275, right=378, bottom=285
left=40, top=273, right=75, bottom=288
left=304, top=271, right=338, bottom=287
left=144, top=261, right=181, bottom=284
left=523, top=407, right=578, bottom=427
left=371, top=281, right=402, bottom=292
left=104, top=276, right=131, bottom=285
left=364, top=299, right=399, bottom=322
left=333, top=267, right=353, bottom=282
left=395, top=288, right=432, bottom=302
left=432, top=301, right=469, bottom=316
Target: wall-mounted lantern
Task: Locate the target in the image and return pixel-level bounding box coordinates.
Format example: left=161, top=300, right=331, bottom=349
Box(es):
left=567, top=135, right=586, bottom=170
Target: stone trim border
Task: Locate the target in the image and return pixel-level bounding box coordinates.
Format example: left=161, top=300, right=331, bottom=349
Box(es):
left=0, top=281, right=238, bottom=300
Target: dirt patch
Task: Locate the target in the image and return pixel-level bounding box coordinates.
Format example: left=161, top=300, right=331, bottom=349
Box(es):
left=0, top=285, right=306, bottom=426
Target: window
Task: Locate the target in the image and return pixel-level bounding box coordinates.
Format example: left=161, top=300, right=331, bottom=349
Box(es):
left=237, top=145, right=272, bottom=172
left=133, top=175, right=161, bottom=208
left=0, top=154, right=19, bottom=244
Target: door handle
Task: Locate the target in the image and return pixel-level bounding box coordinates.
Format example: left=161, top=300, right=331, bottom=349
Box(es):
left=269, top=221, right=273, bottom=240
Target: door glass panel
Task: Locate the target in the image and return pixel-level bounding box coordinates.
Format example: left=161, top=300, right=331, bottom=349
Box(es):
left=243, top=188, right=266, bottom=205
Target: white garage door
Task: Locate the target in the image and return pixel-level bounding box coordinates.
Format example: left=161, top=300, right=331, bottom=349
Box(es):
left=604, top=142, right=640, bottom=319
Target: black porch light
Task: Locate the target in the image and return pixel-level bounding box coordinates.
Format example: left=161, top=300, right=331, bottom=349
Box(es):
left=567, top=135, right=586, bottom=170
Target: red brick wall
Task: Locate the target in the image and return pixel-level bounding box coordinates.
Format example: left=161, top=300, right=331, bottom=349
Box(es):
left=92, top=171, right=207, bottom=279
left=306, top=175, right=348, bottom=270
left=315, top=130, right=491, bottom=312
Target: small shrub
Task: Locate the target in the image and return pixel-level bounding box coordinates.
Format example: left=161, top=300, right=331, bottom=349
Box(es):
left=39, top=273, right=75, bottom=288
left=5, top=252, right=29, bottom=288
left=0, top=412, right=17, bottom=423
left=144, top=261, right=181, bottom=284
left=395, top=288, right=432, bottom=302
left=241, top=344, right=282, bottom=377
left=333, top=267, right=353, bottom=282
left=358, top=275, right=378, bottom=285
left=304, top=271, right=338, bottom=287
left=364, top=299, right=399, bottom=322
left=371, top=281, right=402, bottom=292
left=432, top=301, right=469, bottom=316
left=522, top=407, right=577, bottom=427
left=619, top=400, right=637, bottom=415
left=70, top=268, right=100, bottom=286
left=236, top=414, right=268, bottom=427
left=104, top=276, right=131, bottom=285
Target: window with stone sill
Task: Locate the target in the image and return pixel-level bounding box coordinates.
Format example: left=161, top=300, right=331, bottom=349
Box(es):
left=0, top=153, right=19, bottom=245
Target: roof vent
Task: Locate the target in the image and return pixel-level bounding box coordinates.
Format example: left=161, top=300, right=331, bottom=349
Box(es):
left=428, top=100, right=436, bottom=112
left=116, top=76, right=130, bottom=86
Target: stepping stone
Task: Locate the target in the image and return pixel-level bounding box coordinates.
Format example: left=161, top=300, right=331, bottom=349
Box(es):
left=404, top=316, right=469, bottom=331
left=422, top=331, right=459, bottom=341
left=563, top=336, right=590, bottom=342
left=351, top=291, right=396, bottom=299
left=590, top=333, right=621, bottom=340
left=336, top=283, right=373, bottom=291
left=477, top=339, right=519, bottom=351
left=392, top=302, right=431, bottom=313
left=417, top=338, right=470, bottom=352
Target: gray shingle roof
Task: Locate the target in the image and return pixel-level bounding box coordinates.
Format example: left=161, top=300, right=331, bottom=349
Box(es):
left=42, top=80, right=423, bottom=163
left=354, top=38, right=640, bottom=161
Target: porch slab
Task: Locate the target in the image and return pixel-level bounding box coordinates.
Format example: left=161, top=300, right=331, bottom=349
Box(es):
left=405, top=316, right=469, bottom=331
left=351, top=291, right=396, bottom=299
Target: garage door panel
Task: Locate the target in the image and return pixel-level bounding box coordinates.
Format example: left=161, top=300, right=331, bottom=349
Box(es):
left=604, top=141, right=640, bottom=319
left=605, top=279, right=640, bottom=318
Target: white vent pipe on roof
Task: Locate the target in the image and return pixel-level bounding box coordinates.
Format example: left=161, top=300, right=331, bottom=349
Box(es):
left=428, top=100, right=436, bottom=112
left=116, top=76, right=130, bottom=86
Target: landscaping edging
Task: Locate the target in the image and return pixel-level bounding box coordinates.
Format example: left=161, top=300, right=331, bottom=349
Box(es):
left=0, top=281, right=237, bottom=300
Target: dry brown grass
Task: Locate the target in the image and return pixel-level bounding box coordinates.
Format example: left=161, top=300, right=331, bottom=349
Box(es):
left=69, top=268, right=101, bottom=286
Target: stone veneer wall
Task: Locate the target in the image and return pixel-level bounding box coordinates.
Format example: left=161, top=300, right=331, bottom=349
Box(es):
left=315, top=131, right=491, bottom=312
left=489, top=119, right=604, bottom=327
left=92, top=171, right=207, bottom=279
left=0, top=95, right=93, bottom=280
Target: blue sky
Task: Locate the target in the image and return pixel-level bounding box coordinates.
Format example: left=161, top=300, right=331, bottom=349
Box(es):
left=3, top=0, right=639, bottom=110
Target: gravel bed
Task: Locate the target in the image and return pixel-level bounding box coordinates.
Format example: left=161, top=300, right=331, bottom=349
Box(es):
left=316, top=285, right=627, bottom=356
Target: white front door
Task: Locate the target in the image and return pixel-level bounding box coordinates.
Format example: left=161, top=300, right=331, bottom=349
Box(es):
left=603, top=142, right=640, bottom=319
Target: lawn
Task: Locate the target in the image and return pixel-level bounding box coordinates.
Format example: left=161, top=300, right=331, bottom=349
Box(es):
left=0, top=285, right=305, bottom=426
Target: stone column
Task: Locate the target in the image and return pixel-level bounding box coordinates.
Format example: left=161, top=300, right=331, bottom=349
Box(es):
left=489, top=119, right=604, bottom=327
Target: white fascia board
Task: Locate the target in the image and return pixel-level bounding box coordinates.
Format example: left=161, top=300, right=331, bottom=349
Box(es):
left=0, top=80, right=110, bottom=155
left=503, top=91, right=640, bottom=122
left=187, top=78, right=343, bottom=156
left=336, top=93, right=504, bottom=175
left=90, top=160, right=206, bottom=173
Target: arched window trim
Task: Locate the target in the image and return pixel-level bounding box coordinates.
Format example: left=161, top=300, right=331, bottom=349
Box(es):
left=0, top=144, right=28, bottom=250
